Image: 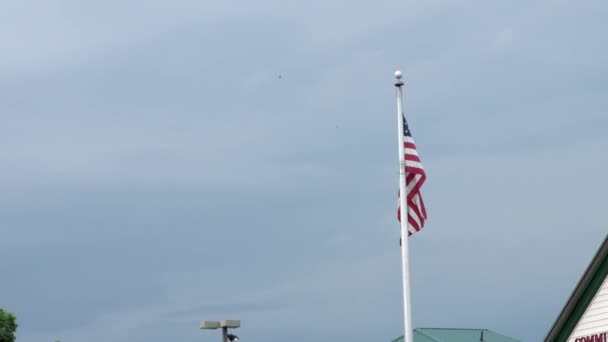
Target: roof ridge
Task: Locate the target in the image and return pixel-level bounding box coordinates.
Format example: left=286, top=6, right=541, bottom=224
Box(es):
left=414, top=329, right=442, bottom=342
left=416, top=327, right=521, bottom=341
left=417, top=327, right=487, bottom=330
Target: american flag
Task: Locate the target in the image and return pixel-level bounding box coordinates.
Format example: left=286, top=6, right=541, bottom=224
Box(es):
left=397, top=113, right=427, bottom=237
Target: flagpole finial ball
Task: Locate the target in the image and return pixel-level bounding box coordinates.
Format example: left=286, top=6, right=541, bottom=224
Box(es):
left=395, top=70, right=403, bottom=79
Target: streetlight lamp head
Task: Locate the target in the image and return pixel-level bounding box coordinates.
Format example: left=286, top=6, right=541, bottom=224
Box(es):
left=200, top=321, right=220, bottom=329
left=220, top=320, right=241, bottom=328
left=227, top=333, right=239, bottom=342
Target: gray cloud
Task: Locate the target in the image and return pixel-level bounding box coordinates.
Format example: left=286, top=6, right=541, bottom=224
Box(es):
left=2, top=0, right=607, bottom=342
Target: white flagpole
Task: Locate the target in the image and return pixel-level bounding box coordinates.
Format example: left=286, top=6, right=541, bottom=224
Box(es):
left=395, top=70, right=414, bottom=342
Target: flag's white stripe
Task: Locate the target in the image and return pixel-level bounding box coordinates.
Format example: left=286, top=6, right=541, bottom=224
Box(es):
left=404, top=148, right=419, bottom=156
left=406, top=175, right=423, bottom=192
left=412, top=203, right=425, bottom=219
left=405, top=161, right=424, bottom=169
left=409, top=211, right=421, bottom=228
left=408, top=219, right=420, bottom=233
left=411, top=200, right=423, bottom=218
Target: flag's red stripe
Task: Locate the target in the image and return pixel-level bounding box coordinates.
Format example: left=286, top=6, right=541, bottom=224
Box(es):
left=419, top=196, right=427, bottom=218
left=408, top=215, right=420, bottom=232
left=405, top=179, right=425, bottom=202
left=405, top=168, right=423, bottom=177
left=406, top=173, right=415, bottom=184
left=408, top=200, right=423, bottom=219
left=405, top=154, right=420, bottom=162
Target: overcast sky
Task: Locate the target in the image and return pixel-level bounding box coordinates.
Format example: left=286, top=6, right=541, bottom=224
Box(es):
left=1, top=1, right=607, bottom=342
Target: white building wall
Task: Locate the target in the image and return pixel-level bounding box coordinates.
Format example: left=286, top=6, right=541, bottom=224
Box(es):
left=569, top=274, right=608, bottom=341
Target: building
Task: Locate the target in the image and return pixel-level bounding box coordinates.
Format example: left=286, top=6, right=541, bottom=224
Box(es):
left=391, top=328, right=520, bottom=342
left=546, top=234, right=608, bottom=342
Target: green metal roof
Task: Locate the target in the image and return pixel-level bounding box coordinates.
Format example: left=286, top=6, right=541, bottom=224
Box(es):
left=391, top=328, right=521, bottom=342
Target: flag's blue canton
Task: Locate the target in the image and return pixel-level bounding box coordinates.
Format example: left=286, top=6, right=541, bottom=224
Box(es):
left=403, top=113, right=412, bottom=137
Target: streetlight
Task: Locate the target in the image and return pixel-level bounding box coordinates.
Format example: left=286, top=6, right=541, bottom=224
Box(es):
left=200, top=320, right=240, bottom=342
